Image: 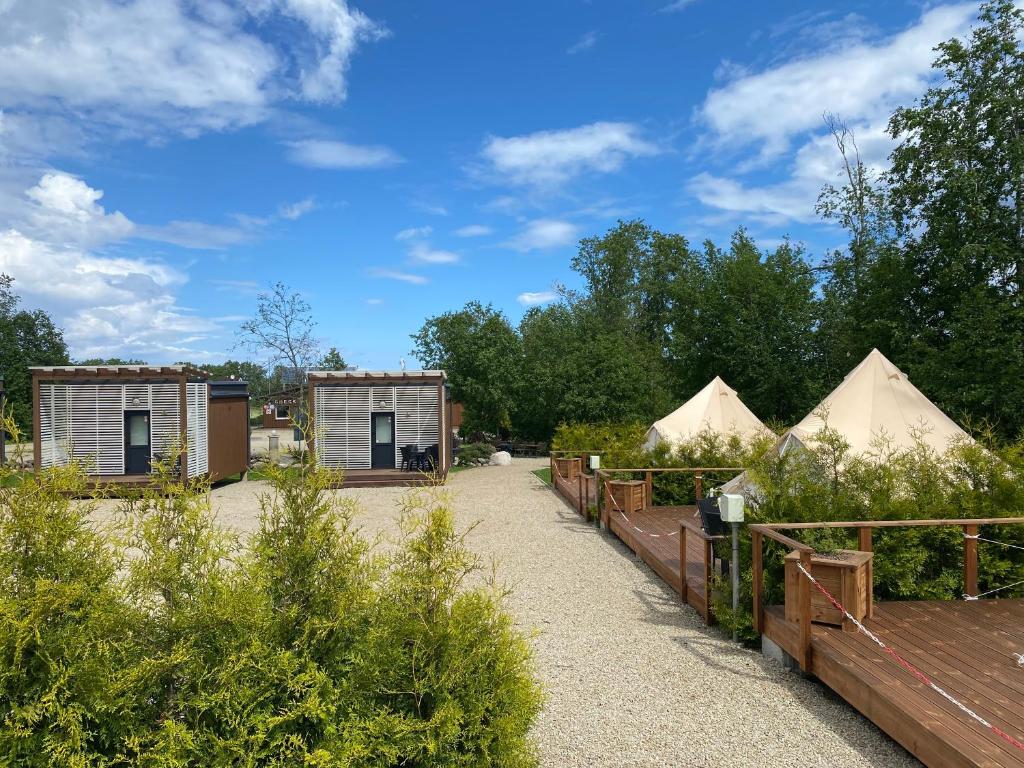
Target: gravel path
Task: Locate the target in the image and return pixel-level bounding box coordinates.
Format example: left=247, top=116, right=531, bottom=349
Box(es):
left=88, top=460, right=917, bottom=767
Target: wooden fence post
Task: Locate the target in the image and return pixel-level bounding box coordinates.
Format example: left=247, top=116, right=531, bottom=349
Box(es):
left=703, top=538, right=714, bottom=624
left=858, top=526, right=874, bottom=618
left=798, top=549, right=812, bottom=672
left=964, top=523, right=979, bottom=599
left=679, top=525, right=688, bottom=603
left=644, top=470, right=653, bottom=509
left=751, top=531, right=763, bottom=634
left=577, top=470, right=585, bottom=518
left=694, top=471, right=703, bottom=501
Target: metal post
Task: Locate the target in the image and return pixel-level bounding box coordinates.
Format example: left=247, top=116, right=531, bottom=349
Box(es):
left=731, top=521, right=740, bottom=642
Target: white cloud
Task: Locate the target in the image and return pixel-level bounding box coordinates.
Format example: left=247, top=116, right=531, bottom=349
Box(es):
left=517, top=290, right=558, bottom=306
left=137, top=220, right=256, bottom=249
left=0, top=172, right=249, bottom=359
left=366, top=297, right=383, bottom=305
left=286, top=139, right=402, bottom=169
left=212, top=279, right=261, bottom=295
left=454, top=224, right=492, bottom=237
left=278, top=197, right=316, bottom=220
left=253, top=0, right=388, bottom=103
left=567, top=30, right=600, bottom=54
left=480, top=121, right=660, bottom=187
left=0, top=227, right=221, bottom=359
left=409, top=243, right=459, bottom=264
left=24, top=173, right=134, bottom=246
left=691, top=3, right=976, bottom=223
left=659, top=0, right=698, bottom=12
left=0, top=0, right=385, bottom=140
left=506, top=219, right=578, bottom=252
left=370, top=268, right=428, bottom=284
left=698, top=3, right=975, bottom=160
left=395, top=225, right=433, bottom=241
left=411, top=200, right=449, bottom=216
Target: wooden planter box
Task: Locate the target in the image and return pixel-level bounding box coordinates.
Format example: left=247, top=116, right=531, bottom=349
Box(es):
left=555, top=457, right=581, bottom=482
left=784, top=549, right=873, bottom=630
left=607, top=480, right=646, bottom=515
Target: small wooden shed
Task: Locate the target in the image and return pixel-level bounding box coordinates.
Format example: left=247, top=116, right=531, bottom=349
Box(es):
left=260, top=385, right=303, bottom=429
left=32, top=365, right=250, bottom=484
left=308, top=370, right=451, bottom=485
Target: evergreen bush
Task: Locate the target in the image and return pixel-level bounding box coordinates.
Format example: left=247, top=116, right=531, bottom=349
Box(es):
left=0, top=414, right=541, bottom=766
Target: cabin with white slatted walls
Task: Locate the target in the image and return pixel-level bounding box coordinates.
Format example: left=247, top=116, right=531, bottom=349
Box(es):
left=31, top=365, right=250, bottom=485
left=307, top=370, right=452, bottom=486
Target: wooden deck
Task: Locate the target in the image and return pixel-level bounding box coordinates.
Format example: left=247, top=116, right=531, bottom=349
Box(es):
left=335, top=468, right=444, bottom=488
left=604, top=504, right=723, bottom=623
left=763, top=599, right=1024, bottom=768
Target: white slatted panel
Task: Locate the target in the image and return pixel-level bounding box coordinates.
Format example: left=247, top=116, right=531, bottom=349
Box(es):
left=70, top=385, right=98, bottom=471
left=394, top=385, right=440, bottom=466
left=186, top=383, right=209, bottom=478
left=95, top=384, right=124, bottom=474
left=150, top=383, right=180, bottom=463
left=39, top=384, right=71, bottom=468
left=314, top=386, right=371, bottom=469
left=371, top=386, right=395, bottom=412
left=123, top=384, right=151, bottom=410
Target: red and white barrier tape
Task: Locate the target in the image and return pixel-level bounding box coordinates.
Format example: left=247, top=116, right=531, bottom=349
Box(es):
left=795, top=562, right=1024, bottom=755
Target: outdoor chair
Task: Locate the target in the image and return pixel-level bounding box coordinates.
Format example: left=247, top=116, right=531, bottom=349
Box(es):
left=423, top=444, right=439, bottom=470
left=400, top=444, right=417, bottom=471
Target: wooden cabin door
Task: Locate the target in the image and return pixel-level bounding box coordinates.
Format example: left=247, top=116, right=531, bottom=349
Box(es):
left=124, top=410, right=151, bottom=474
left=371, top=412, right=395, bottom=469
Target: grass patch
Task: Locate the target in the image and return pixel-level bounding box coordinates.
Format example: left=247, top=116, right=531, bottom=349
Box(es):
left=531, top=467, right=551, bottom=485
left=1, top=471, right=28, bottom=488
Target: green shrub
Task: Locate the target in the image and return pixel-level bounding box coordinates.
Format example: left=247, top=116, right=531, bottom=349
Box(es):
left=0, top=413, right=541, bottom=766
left=455, top=442, right=496, bottom=466
left=552, top=421, right=772, bottom=504
left=710, top=423, right=1024, bottom=640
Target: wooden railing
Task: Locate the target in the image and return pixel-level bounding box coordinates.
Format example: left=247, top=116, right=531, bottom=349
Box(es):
left=593, top=466, right=744, bottom=520
left=749, top=517, right=1024, bottom=672
left=679, top=516, right=726, bottom=623
left=548, top=451, right=602, bottom=519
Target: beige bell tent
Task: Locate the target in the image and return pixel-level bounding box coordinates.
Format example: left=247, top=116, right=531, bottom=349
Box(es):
left=643, top=376, right=770, bottom=451
left=719, top=349, right=971, bottom=496
left=780, top=348, right=970, bottom=456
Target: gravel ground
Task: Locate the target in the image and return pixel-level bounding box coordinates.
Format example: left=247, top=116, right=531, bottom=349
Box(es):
left=87, top=459, right=917, bottom=767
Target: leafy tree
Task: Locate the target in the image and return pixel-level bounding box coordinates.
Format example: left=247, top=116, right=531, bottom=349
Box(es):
left=77, top=357, right=148, bottom=365
left=814, top=116, right=904, bottom=389
left=885, top=0, right=1024, bottom=436
left=203, top=360, right=270, bottom=396
left=237, top=282, right=321, bottom=384
left=412, top=301, right=521, bottom=435
left=318, top=346, right=347, bottom=371
left=0, top=275, right=70, bottom=429
left=679, top=231, right=821, bottom=423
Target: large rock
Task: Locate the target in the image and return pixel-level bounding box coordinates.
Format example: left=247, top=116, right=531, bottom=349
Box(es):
left=489, top=450, right=512, bottom=466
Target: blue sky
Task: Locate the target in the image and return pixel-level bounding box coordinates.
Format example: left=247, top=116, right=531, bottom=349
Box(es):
left=0, top=0, right=980, bottom=368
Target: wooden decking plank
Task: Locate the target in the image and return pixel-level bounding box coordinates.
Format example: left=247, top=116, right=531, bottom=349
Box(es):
left=818, top=628, right=1023, bottom=767
left=809, top=638, right=986, bottom=768
left=880, top=602, right=1024, bottom=677
left=895, top=601, right=1024, bottom=665
left=866, top=610, right=1024, bottom=739
left=870, top=607, right=1024, bottom=704
left=764, top=601, right=1024, bottom=767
